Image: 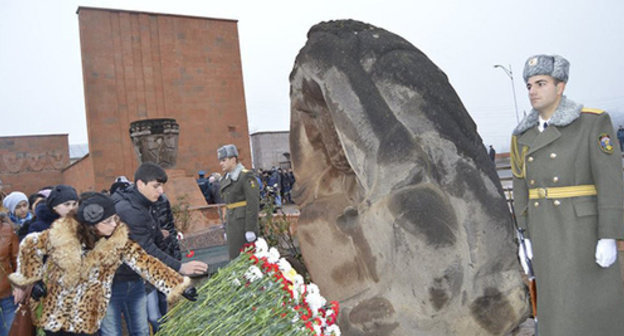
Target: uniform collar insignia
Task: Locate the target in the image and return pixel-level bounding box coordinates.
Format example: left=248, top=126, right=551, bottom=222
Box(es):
left=513, top=96, right=583, bottom=135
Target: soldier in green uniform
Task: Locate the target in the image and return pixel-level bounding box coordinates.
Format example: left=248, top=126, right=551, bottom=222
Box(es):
left=217, top=144, right=260, bottom=259
left=511, top=54, right=624, bottom=336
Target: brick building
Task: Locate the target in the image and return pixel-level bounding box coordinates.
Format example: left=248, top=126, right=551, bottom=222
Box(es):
left=0, top=135, right=70, bottom=194
left=69, top=7, right=251, bottom=192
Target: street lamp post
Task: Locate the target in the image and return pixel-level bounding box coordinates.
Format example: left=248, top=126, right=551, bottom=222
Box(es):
left=494, top=64, right=520, bottom=124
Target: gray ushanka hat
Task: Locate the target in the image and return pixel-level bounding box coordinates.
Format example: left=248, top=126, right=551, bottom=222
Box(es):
left=523, top=54, right=570, bottom=83
left=217, top=144, right=239, bottom=160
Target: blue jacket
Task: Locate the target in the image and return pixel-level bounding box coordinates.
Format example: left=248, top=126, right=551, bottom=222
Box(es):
left=27, top=203, right=59, bottom=234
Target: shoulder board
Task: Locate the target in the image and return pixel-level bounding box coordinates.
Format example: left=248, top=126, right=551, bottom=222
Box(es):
left=582, top=107, right=604, bottom=115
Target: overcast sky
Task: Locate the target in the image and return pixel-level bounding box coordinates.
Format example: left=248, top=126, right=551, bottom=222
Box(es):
left=1, top=0, right=623, bottom=152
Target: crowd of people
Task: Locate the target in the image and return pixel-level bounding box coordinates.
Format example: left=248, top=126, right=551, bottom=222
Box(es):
left=0, top=144, right=276, bottom=335
left=196, top=166, right=296, bottom=210
left=0, top=163, right=205, bottom=336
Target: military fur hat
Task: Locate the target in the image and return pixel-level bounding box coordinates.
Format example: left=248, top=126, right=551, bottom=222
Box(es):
left=217, top=144, right=239, bottom=160
left=523, top=54, right=570, bottom=83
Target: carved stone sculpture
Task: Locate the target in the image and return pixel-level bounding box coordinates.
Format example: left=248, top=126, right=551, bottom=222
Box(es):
left=48, top=151, right=67, bottom=170
left=290, top=20, right=529, bottom=335
left=27, top=153, right=46, bottom=172
left=129, top=118, right=180, bottom=168
left=3, top=153, right=24, bottom=173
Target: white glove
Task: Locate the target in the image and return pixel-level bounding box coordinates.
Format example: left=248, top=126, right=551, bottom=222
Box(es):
left=518, top=238, right=533, bottom=274
left=595, top=239, right=617, bottom=268
left=245, top=231, right=257, bottom=242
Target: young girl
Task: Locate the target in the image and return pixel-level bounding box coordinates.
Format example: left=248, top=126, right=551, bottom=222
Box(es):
left=9, top=193, right=196, bottom=336
left=28, top=185, right=78, bottom=234
left=2, top=192, right=32, bottom=229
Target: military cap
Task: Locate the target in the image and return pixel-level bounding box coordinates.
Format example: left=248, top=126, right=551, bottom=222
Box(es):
left=523, top=54, right=570, bottom=83
left=217, top=144, right=239, bottom=160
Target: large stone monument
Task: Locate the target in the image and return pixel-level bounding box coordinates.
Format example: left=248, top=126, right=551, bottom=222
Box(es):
left=290, top=20, right=529, bottom=335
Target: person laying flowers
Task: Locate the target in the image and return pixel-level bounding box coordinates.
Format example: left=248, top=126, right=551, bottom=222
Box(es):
left=9, top=193, right=197, bottom=336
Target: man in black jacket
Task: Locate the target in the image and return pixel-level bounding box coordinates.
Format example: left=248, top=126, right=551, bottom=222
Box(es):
left=100, top=163, right=207, bottom=336
left=146, top=193, right=181, bottom=332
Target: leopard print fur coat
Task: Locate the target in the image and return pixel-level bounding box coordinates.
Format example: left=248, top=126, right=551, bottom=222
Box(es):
left=9, top=216, right=191, bottom=334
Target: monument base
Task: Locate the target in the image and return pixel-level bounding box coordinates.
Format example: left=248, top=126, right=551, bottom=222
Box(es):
left=164, top=169, right=221, bottom=235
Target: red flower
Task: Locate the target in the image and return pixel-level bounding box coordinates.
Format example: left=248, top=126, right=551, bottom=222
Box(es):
left=185, top=250, right=195, bottom=258
left=330, top=301, right=340, bottom=315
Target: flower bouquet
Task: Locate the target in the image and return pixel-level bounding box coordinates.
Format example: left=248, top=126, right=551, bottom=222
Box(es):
left=157, top=238, right=341, bottom=336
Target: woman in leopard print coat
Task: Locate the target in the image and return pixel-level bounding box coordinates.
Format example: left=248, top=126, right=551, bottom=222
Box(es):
left=9, top=193, right=193, bottom=335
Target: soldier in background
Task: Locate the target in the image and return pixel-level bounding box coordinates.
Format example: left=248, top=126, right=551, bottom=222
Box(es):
left=217, top=145, right=259, bottom=259
left=510, top=54, right=624, bottom=336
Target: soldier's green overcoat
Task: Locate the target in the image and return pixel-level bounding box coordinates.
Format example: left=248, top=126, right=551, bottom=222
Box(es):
left=219, top=163, right=260, bottom=259
left=511, top=97, right=624, bottom=336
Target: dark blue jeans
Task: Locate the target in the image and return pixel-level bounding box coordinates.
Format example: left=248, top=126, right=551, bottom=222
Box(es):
left=99, top=279, right=148, bottom=336
left=145, top=289, right=168, bottom=333
left=0, top=296, right=16, bottom=336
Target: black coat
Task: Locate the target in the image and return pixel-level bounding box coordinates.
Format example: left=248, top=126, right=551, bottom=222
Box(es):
left=209, top=181, right=223, bottom=204
left=111, top=186, right=181, bottom=281
left=152, top=194, right=181, bottom=261
left=26, top=203, right=59, bottom=236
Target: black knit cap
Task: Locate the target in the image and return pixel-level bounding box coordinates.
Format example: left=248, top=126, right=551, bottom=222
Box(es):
left=46, top=185, right=78, bottom=210
left=77, top=193, right=116, bottom=226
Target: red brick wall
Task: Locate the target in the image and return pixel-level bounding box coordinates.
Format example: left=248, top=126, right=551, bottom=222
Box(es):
left=62, top=154, right=96, bottom=194
left=77, top=7, right=251, bottom=191
left=0, top=135, right=69, bottom=195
